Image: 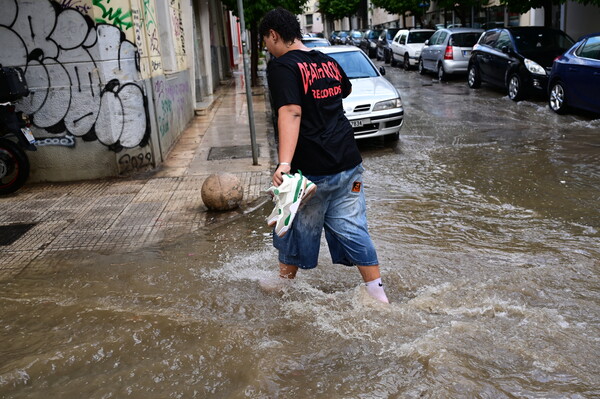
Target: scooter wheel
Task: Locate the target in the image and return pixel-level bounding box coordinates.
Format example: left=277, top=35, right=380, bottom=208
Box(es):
left=0, top=138, right=30, bottom=195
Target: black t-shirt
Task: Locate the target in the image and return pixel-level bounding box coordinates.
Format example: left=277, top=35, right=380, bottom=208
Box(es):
left=267, top=49, right=362, bottom=176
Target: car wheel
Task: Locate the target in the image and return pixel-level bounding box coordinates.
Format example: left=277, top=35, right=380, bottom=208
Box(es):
left=549, top=81, right=568, bottom=114
left=467, top=64, right=481, bottom=88
left=403, top=54, right=410, bottom=70
left=376, top=50, right=381, bottom=61
left=508, top=73, right=525, bottom=101
left=437, top=63, right=447, bottom=81
left=418, top=58, right=426, bottom=75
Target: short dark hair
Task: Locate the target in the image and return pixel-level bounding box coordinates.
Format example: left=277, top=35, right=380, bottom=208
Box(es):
left=258, top=8, right=302, bottom=43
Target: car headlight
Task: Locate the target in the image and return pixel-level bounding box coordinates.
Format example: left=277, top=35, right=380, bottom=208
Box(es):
left=524, top=58, right=546, bottom=75
left=373, top=98, right=402, bottom=111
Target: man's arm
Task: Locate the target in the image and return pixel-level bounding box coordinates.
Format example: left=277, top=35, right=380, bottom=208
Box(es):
left=272, top=104, right=301, bottom=186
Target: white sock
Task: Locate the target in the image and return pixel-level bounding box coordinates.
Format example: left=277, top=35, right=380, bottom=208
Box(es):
left=365, top=278, right=389, bottom=304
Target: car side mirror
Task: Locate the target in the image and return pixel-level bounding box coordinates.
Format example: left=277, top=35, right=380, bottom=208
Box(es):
left=379, top=66, right=386, bottom=75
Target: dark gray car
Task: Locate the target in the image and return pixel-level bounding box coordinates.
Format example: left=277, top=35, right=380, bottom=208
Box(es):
left=419, top=28, right=483, bottom=80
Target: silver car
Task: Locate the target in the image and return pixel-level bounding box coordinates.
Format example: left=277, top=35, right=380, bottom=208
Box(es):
left=319, top=46, right=404, bottom=141
left=419, top=28, right=484, bottom=80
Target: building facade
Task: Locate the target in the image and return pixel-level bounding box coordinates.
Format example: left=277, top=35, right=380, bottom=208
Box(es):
left=0, top=0, right=236, bottom=183
left=326, top=0, right=599, bottom=41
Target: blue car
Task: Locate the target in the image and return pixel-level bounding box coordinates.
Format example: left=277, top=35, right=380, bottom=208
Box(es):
left=548, top=32, right=600, bottom=114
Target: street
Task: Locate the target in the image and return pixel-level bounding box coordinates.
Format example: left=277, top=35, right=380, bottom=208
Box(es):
left=1, top=61, right=599, bottom=397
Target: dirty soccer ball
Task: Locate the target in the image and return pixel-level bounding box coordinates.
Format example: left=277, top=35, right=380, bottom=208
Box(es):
left=201, top=173, right=244, bottom=211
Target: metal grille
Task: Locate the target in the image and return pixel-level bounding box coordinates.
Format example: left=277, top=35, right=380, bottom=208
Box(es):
left=353, top=104, right=371, bottom=112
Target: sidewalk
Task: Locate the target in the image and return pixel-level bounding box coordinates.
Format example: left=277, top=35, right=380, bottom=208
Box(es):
left=0, top=68, right=275, bottom=280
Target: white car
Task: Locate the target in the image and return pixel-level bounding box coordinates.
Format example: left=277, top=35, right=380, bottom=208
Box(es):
left=318, top=46, right=404, bottom=141
left=390, top=29, right=435, bottom=69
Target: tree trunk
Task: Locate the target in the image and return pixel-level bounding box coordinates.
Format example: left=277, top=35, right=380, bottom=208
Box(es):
left=544, top=0, right=553, bottom=27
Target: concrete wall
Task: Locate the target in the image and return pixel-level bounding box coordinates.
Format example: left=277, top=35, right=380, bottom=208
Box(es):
left=563, top=1, right=600, bottom=40
left=0, top=0, right=195, bottom=182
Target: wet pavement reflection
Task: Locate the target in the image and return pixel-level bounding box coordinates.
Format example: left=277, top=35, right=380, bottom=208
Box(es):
left=1, top=63, right=599, bottom=398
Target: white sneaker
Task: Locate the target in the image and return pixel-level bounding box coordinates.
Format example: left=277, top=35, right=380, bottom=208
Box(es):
left=266, top=171, right=316, bottom=237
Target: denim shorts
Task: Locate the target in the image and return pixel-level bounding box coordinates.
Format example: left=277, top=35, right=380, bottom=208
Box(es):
left=273, top=163, right=379, bottom=269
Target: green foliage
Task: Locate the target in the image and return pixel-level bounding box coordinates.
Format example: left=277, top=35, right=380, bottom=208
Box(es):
left=370, top=0, right=422, bottom=16
left=221, top=0, right=306, bottom=28
left=319, top=0, right=362, bottom=19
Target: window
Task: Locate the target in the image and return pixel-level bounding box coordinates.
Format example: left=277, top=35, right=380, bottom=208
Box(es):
left=306, top=14, right=313, bottom=26
left=400, top=34, right=407, bottom=45
left=450, top=32, right=481, bottom=47
left=494, top=31, right=512, bottom=50
left=428, top=31, right=441, bottom=45
left=481, top=30, right=500, bottom=47
left=408, top=31, right=434, bottom=44
left=576, top=36, right=600, bottom=60
left=437, top=31, right=448, bottom=45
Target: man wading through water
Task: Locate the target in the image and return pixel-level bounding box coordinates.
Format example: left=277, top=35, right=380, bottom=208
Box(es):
left=259, top=8, right=389, bottom=304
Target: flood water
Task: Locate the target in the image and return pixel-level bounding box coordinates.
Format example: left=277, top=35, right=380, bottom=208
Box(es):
left=1, top=67, right=599, bottom=398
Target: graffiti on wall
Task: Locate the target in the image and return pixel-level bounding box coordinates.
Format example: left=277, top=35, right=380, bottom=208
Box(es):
left=58, top=0, right=91, bottom=14
left=93, top=0, right=134, bottom=31
left=0, top=0, right=150, bottom=152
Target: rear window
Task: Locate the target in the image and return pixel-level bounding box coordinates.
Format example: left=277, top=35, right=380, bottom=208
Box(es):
left=513, top=29, right=574, bottom=53
left=450, top=32, right=481, bottom=47
left=408, top=31, right=434, bottom=44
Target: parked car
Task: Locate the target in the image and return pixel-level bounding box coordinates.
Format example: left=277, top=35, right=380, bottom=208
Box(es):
left=419, top=28, right=483, bottom=80
left=318, top=46, right=404, bottom=141
left=359, top=29, right=383, bottom=57
left=376, top=28, right=400, bottom=63
left=329, top=30, right=340, bottom=45
left=348, top=30, right=364, bottom=46
left=548, top=32, right=600, bottom=115
left=390, top=28, right=435, bottom=69
left=302, top=37, right=331, bottom=48
left=334, top=30, right=350, bottom=45
left=467, top=27, right=575, bottom=101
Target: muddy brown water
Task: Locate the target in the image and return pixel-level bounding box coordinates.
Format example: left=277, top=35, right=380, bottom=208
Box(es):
left=1, top=69, right=599, bottom=398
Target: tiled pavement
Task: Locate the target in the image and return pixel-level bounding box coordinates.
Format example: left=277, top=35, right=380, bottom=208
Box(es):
left=0, top=69, right=276, bottom=280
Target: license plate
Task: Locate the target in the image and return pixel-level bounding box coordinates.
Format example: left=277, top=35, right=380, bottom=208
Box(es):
left=21, top=127, right=35, bottom=144
left=350, top=120, right=365, bottom=128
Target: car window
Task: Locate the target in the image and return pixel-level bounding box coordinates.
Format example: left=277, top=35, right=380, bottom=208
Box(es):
left=369, top=30, right=382, bottom=39
left=436, top=32, right=448, bottom=45
left=327, top=51, right=379, bottom=79
left=400, top=34, right=407, bottom=44
left=576, top=36, right=600, bottom=60
left=428, top=31, right=441, bottom=45
left=387, top=29, right=399, bottom=40
left=408, top=31, right=434, bottom=44
left=513, top=29, right=574, bottom=53
left=493, top=31, right=513, bottom=50
left=450, top=32, right=481, bottom=47
left=480, top=31, right=500, bottom=47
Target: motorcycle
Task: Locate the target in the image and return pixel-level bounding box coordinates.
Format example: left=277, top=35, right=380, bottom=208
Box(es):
left=0, top=65, right=36, bottom=195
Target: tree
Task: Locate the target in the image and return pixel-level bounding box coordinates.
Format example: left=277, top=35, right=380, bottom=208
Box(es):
left=221, top=0, right=307, bottom=86
left=319, top=0, right=362, bottom=20
left=369, top=0, right=430, bottom=27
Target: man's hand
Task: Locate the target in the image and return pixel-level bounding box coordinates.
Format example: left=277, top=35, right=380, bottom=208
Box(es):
left=272, top=163, right=291, bottom=186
